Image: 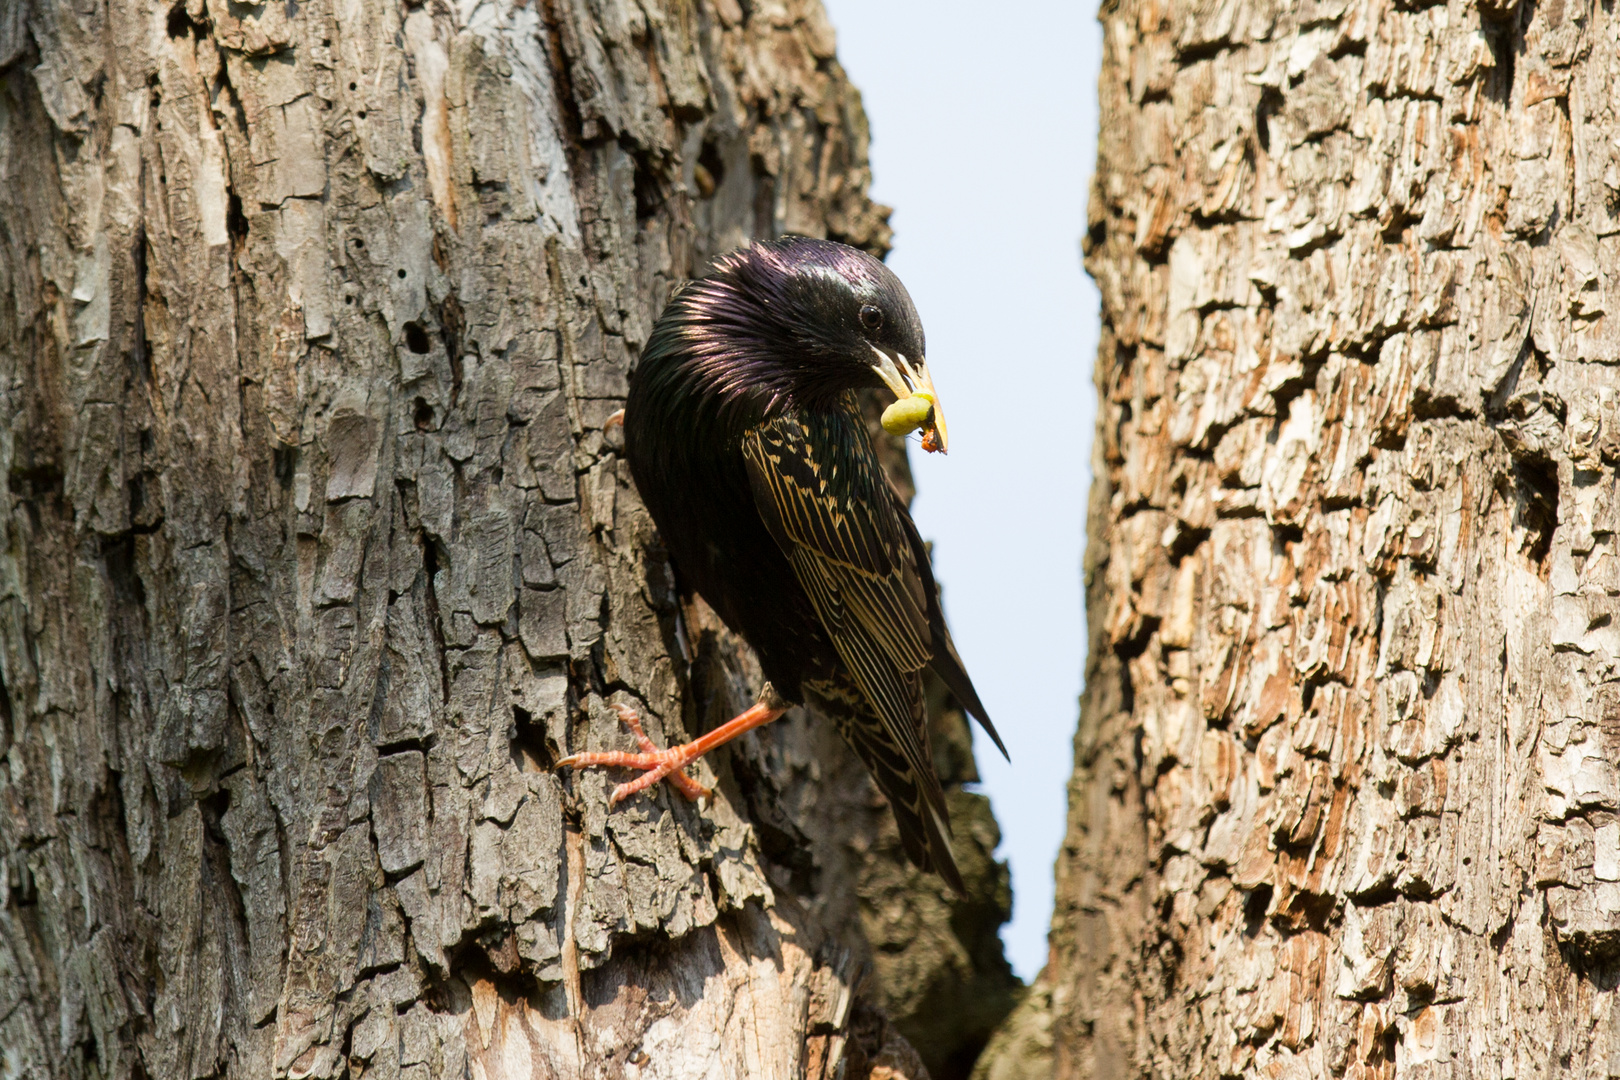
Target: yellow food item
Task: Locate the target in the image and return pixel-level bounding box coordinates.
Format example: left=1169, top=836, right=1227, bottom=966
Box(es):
left=880, top=393, right=935, bottom=437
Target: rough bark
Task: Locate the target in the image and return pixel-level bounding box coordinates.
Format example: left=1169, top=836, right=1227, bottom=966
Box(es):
left=0, top=2, right=1016, bottom=1077
left=982, top=0, right=1620, bottom=1075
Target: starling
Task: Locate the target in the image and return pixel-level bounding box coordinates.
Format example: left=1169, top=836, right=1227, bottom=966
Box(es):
left=560, top=237, right=1004, bottom=892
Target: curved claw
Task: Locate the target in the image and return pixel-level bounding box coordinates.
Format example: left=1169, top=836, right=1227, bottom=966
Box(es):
left=557, top=703, right=711, bottom=804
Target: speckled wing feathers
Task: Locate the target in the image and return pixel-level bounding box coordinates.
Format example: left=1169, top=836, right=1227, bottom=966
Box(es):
left=741, top=412, right=959, bottom=882
left=744, top=419, right=933, bottom=660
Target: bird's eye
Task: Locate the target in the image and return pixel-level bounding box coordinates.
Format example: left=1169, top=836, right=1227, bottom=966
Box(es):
left=859, top=305, right=883, bottom=332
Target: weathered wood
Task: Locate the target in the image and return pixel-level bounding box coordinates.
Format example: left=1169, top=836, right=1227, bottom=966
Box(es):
left=981, top=0, right=1620, bottom=1075
left=0, top=1, right=1015, bottom=1077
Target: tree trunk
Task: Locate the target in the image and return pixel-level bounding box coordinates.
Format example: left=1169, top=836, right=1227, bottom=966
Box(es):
left=980, top=0, right=1620, bottom=1076
left=0, top=2, right=1016, bottom=1078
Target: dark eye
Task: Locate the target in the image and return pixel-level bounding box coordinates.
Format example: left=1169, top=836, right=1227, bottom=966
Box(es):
left=859, top=305, right=883, bottom=332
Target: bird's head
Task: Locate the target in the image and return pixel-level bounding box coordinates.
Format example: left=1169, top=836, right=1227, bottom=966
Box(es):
left=672, top=237, right=949, bottom=451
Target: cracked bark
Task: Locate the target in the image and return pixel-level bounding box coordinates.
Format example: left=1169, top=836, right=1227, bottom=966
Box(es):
left=0, top=1, right=1017, bottom=1078
left=977, top=0, right=1620, bottom=1075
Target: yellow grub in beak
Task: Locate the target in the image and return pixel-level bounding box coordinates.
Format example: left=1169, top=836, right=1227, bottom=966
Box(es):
left=870, top=345, right=949, bottom=454
left=881, top=393, right=934, bottom=436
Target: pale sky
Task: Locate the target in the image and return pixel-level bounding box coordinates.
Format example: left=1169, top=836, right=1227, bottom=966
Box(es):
left=820, top=0, right=1104, bottom=981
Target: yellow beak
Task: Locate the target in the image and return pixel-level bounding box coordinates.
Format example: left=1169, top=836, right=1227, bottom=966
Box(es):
left=869, top=346, right=949, bottom=454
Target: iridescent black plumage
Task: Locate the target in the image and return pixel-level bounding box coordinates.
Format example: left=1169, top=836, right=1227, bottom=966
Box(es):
left=624, top=237, right=1003, bottom=892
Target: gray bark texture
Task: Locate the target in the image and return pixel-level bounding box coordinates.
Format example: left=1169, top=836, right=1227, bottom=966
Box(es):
left=975, top=0, right=1620, bottom=1076
left=0, top=2, right=1019, bottom=1078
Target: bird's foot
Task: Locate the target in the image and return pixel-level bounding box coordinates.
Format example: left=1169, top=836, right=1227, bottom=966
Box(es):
left=557, top=703, right=713, bottom=805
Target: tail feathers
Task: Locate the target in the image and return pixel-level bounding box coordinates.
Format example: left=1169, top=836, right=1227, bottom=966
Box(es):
left=930, top=635, right=1008, bottom=761
left=861, top=729, right=965, bottom=895
left=805, top=678, right=965, bottom=895
left=900, top=783, right=966, bottom=896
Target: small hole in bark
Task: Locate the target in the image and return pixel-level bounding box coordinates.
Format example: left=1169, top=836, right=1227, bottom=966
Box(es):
left=357, top=110, right=367, bottom=119
left=273, top=443, right=297, bottom=488
left=352, top=237, right=365, bottom=248
left=1487, top=26, right=1515, bottom=104
left=397, top=268, right=407, bottom=279
left=413, top=398, right=434, bottom=430
left=509, top=706, right=555, bottom=771
left=166, top=2, right=193, bottom=38
left=1242, top=884, right=1272, bottom=935
left=403, top=323, right=431, bottom=354
left=633, top=157, right=664, bottom=220
left=349, top=81, right=358, bottom=91
left=1380, top=1025, right=1398, bottom=1063
left=227, top=193, right=248, bottom=240
left=125, top=472, right=145, bottom=521
left=1513, top=456, right=1559, bottom=570
left=199, top=784, right=232, bottom=824
left=344, top=295, right=354, bottom=305
left=1254, top=85, right=1284, bottom=154
left=697, top=140, right=725, bottom=195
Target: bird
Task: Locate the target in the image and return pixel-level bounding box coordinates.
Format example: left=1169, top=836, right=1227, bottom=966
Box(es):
left=559, top=236, right=1005, bottom=893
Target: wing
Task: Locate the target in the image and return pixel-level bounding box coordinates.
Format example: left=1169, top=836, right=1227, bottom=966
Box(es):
left=742, top=411, right=1007, bottom=755
left=740, top=412, right=945, bottom=821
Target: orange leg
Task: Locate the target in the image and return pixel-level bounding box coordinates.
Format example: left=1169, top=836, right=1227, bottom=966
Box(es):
left=559, top=699, right=789, bottom=805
